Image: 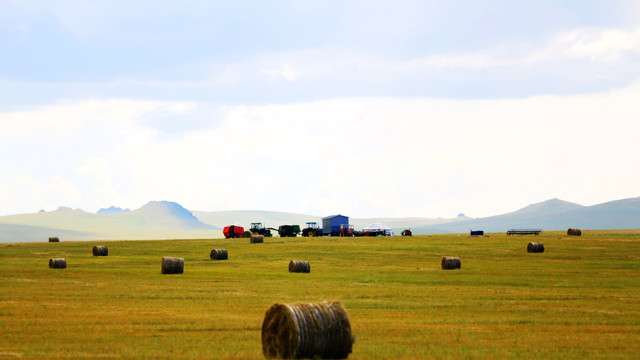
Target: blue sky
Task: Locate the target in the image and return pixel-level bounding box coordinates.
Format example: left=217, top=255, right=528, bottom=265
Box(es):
left=1, top=1, right=639, bottom=218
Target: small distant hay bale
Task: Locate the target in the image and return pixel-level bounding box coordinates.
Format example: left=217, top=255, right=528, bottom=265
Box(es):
left=441, top=256, right=461, bottom=270
left=567, top=228, right=582, bottom=236
left=242, top=231, right=252, bottom=238
left=210, top=248, right=228, bottom=260
left=527, top=242, right=545, bottom=253
left=251, top=234, right=264, bottom=243
left=161, top=257, right=184, bottom=274
left=49, top=258, right=66, bottom=269
left=262, top=301, right=354, bottom=359
left=288, top=260, right=310, bottom=273
left=48, top=237, right=59, bottom=242
left=92, top=245, right=108, bottom=256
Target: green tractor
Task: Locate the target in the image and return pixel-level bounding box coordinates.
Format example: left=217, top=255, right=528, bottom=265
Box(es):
left=250, top=222, right=274, bottom=237
left=302, top=222, right=321, bottom=237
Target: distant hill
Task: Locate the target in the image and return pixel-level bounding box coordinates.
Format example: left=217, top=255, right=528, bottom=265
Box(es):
left=435, top=197, right=640, bottom=233
left=0, top=223, right=95, bottom=243
left=193, top=210, right=467, bottom=235
left=193, top=210, right=322, bottom=230
left=0, top=201, right=219, bottom=242
left=1, top=197, right=638, bottom=242
left=97, top=206, right=130, bottom=214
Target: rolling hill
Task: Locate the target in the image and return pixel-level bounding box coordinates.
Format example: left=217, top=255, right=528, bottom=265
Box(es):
left=1, top=197, right=638, bottom=242
left=434, top=197, right=640, bottom=233
left=0, top=201, right=219, bottom=242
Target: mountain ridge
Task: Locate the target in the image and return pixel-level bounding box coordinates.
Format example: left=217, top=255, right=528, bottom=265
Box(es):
left=1, top=197, right=638, bottom=242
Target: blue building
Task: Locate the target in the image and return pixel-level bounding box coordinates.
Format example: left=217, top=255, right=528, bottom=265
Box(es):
left=322, top=214, right=349, bottom=235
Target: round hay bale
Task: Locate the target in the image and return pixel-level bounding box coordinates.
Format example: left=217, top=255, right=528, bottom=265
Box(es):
left=210, top=248, right=228, bottom=260
left=92, top=245, right=108, bottom=256
left=262, top=301, right=354, bottom=359
left=250, top=234, right=264, bottom=243
left=288, top=260, right=310, bottom=273
left=242, top=231, right=252, bottom=238
left=49, top=258, right=67, bottom=269
left=567, top=228, right=582, bottom=236
left=48, top=237, right=59, bottom=242
left=161, top=257, right=184, bottom=274
left=441, top=256, right=461, bottom=270
left=527, top=242, right=545, bottom=253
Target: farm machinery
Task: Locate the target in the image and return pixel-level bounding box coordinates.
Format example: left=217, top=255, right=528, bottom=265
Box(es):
left=301, top=222, right=322, bottom=237
left=249, top=223, right=274, bottom=237
left=277, top=225, right=301, bottom=237
left=340, top=224, right=361, bottom=237
left=223, top=225, right=245, bottom=238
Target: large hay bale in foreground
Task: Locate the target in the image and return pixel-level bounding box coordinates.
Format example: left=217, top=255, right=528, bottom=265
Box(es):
left=262, top=301, right=354, bottom=359
left=161, top=257, right=184, bottom=274
left=250, top=234, right=264, bottom=243
left=210, top=249, right=228, bottom=260
left=92, top=245, right=108, bottom=256
left=441, top=256, right=461, bottom=270
left=527, top=242, right=545, bottom=253
left=241, top=231, right=252, bottom=238
left=49, top=258, right=67, bottom=269
left=48, top=237, right=59, bottom=242
left=567, top=228, right=582, bottom=236
left=289, top=260, right=310, bottom=273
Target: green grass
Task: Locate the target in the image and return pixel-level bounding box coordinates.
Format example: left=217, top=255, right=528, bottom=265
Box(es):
left=1, top=231, right=639, bottom=359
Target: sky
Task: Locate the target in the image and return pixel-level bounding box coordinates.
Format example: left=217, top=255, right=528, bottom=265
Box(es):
left=1, top=0, right=640, bottom=218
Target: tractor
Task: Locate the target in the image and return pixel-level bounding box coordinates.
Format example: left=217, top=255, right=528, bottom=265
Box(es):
left=340, top=224, right=356, bottom=237
left=223, top=225, right=245, bottom=238
left=277, top=225, right=301, bottom=237
left=401, top=229, right=413, bottom=236
left=301, top=222, right=322, bottom=237
left=250, top=222, right=274, bottom=237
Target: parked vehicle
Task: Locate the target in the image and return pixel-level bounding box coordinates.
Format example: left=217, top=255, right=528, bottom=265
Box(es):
left=250, top=222, right=274, bottom=237
left=401, top=229, right=413, bottom=236
left=302, top=222, right=322, bottom=237
left=278, top=225, right=301, bottom=237
left=223, top=225, right=245, bottom=238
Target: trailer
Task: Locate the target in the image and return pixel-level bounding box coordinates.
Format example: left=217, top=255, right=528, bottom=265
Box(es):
left=277, top=225, right=301, bottom=237
left=223, top=225, right=245, bottom=238
left=322, top=214, right=349, bottom=236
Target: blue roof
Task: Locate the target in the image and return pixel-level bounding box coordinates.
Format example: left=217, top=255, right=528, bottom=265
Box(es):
left=322, top=214, right=348, bottom=220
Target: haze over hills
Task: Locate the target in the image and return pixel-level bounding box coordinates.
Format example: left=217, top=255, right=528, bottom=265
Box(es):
left=0, top=197, right=638, bottom=243
left=0, top=201, right=219, bottom=243
left=434, top=198, right=640, bottom=233
left=97, top=206, right=130, bottom=214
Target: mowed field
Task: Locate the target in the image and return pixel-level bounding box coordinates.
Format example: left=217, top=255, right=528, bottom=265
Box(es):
left=1, top=231, right=639, bottom=359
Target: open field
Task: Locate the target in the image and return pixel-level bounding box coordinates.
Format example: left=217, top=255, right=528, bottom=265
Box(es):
left=1, top=231, right=639, bottom=359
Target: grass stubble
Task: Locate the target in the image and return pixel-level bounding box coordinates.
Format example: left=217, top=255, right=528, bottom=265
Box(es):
left=0, top=230, right=639, bottom=359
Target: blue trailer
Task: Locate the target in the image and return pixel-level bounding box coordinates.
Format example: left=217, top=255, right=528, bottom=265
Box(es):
left=322, top=214, right=350, bottom=236
left=470, top=230, right=484, bottom=236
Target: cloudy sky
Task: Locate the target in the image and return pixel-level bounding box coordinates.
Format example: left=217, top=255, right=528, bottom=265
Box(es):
left=1, top=1, right=639, bottom=218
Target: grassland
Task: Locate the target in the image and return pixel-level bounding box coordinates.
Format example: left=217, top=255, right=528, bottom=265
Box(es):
left=1, top=231, right=639, bottom=359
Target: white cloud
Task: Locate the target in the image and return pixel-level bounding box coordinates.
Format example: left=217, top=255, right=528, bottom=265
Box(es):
left=1, top=82, right=639, bottom=217
left=565, top=28, right=640, bottom=61
left=260, top=64, right=300, bottom=81
left=401, top=27, right=640, bottom=70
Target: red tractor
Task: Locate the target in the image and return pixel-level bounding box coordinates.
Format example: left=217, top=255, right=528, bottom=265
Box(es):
left=223, top=225, right=245, bottom=238
left=401, top=229, right=413, bottom=236
left=340, top=224, right=356, bottom=237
